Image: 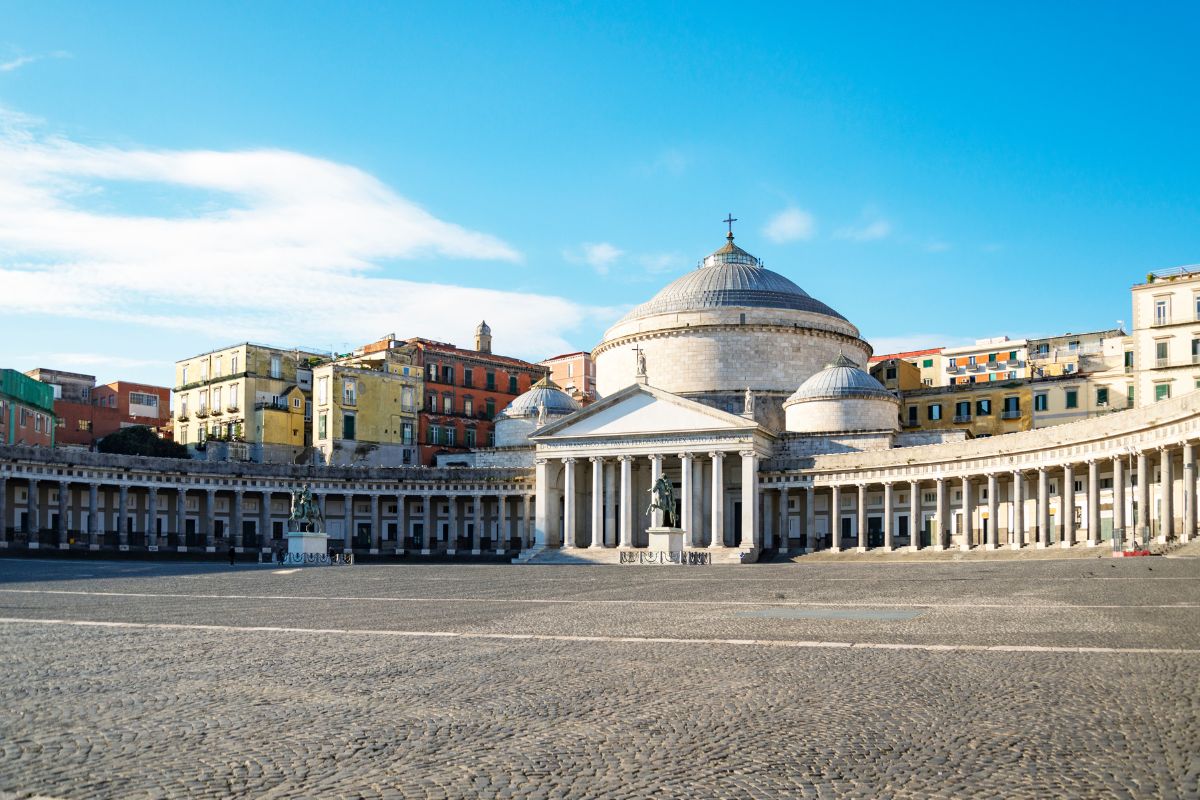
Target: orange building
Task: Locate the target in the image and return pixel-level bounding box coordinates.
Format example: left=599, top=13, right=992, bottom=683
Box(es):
left=540, top=351, right=596, bottom=404
left=26, top=369, right=170, bottom=449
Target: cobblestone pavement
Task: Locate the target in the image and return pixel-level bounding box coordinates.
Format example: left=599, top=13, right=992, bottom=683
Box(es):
left=1, top=557, right=1198, bottom=799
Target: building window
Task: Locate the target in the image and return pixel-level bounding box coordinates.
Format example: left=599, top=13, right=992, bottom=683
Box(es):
left=886, top=367, right=897, bottom=380
left=1124, top=351, right=1134, bottom=371
left=442, top=365, right=454, bottom=385
left=1065, top=389, right=1078, bottom=409
left=402, top=422, right=413, bottom=445
left=34, top=413, right=42, bottom=432
left=427, top=425, right=438, bottom=445
left=488, top=430, right=495, bottom=447
left=463, top=368, right=473, bottom=387
left=180, top=396, right=189, bottom=416
left=343, top=380, right=356, bottom=406
left=213, top=387, right=222, bottom=410
left=922, top=358, right=933, bottom=368
left=292, top=396, right=301, bottom=409
left=486, top=372, right=496, bottom=391
left=508, top=375, right=518, bottom=394
left=464, top=398, right=474, bottom=417
left=1156, top=341, right=1169, bottom=367
left=968, top=355, right=977, bottom=366
left=426, top=364, right=437, bottom=382
left=231, top=354, right=239, bottom=373
left=928, top=404, right=941, bottom=421
left=1128, top=385, right=1135, bottom=406
left=270, top=355, right=282, bottom=379
left=907, top=406, right=917, bottom=425
left=1068, top=340, right=1079, bottom=351
left=1192, top=338, right=1200, bottom=364
left=446, top=427, right=456, bottom=447
left=181, top=366, right=189, bottom=385
left=200, top=362, right=208, bottom=380
left=976, top=399, right=991, bottom=416
left=317, top=377, right=328, bottom=404
left=466, top=428, right=476, bottom=447
left=129, top=392, right=159, bottom=408
left=318, top=413, right=327, bottom=440
left=443, top=395, right=453, bottom=414
left=485, top=398, right=496, bottom=419
left=1155, top=383, right=1171, bottom=402
left=1096, top=387, right=1109, bottom=406
left=401, top=386, right=415, bottom=411
left=228, top=384, right=239, bottom=409
left=1154, top=298, right=1169, bottom=325
left=215, top=356, right=223, bottom=377
left=1034, top=393, right=1048, bottom=411
left=955, top=400, right=970, bottom=421
left=343, top=412, right=356, bottom=440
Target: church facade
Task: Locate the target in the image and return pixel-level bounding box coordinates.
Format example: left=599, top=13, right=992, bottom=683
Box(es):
left=0, top=233, right=1198, bottom=558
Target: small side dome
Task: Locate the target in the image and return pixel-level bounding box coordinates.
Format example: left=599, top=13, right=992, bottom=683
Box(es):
left=499, top=376, right=581, bottom=419
left=494, top=376, right=582, bottom=447
left=783, top=354, right=899, bottom=433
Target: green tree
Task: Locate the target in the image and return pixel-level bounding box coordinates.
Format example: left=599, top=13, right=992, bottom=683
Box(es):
left=97, top=426, right=190, bottom=459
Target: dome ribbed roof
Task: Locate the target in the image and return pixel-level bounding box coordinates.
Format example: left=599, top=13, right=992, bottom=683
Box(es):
left=498, top=376, right=581, bottom=419
left=784, top=355, right=897, bottom=404
left=617, top=235, right=847, bottom=324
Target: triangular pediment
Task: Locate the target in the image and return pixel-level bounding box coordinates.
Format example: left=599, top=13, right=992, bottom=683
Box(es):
left=530, top=382, right=760, bottom=440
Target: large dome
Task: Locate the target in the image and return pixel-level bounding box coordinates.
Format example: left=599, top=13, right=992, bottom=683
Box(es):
left=592, top=229, right=871, bottom=421
left=617, top=237, right=847, bottom=324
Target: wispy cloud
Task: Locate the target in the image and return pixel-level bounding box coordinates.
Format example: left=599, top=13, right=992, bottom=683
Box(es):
left=564, top=241, right=624, bottom=275
left=834, top=218, right=892, bottom=242
left=637, top=252, right=681, bottom=274
left=924, top=239, right=952, bottom=253
left=0, top=50, right=70, bottom=73
left=0, top=108, right=595, bottom=362
left=763, top=206, right=816, bottom=243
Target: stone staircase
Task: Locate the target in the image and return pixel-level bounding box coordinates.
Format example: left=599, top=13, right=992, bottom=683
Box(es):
left=513, top=546, right=759, bottom=565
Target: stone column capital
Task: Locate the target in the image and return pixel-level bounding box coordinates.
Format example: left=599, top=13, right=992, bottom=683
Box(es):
left=562, top=457, right=577, bottom=465
left=588, top=455, right=604, bottom=464
left=534, top=458, right=549, bottom=466
left=739, top=450, right=757, bottom=459
left=616, top=454, right=634, bottom=463
left=677, top=452, right=694, bottom=461
left=708, top=451, right=724, bottom=461
left=648, top=453, right=663, bottom=464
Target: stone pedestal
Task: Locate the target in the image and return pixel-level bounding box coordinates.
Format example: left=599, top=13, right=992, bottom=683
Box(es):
left=286, top=529, right=329, bottom=563
left=647, top=526, right=685, bottom=556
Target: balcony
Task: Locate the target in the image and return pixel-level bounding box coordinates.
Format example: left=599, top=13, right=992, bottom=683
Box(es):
left=226, top=405, right=240, bottom=413
left=255, top=401, right=289, bottom=411
left=1001, top=410, right=1021, bottom=420
left=986, top=360, right=1001, bottom=370
left=176, top=413, right=190, bottom=422
left=1156, top=357, right=1169, bottom=368
left=903, top=418, right=920, bottom=428
left=210, top=407, right=224, bottom=416
left=1006, top=358, right=1022, bottom=368
left=944, top=363, right=960, bottom=373
left=967, top=363, right=985, bottom=373
left=953, top=414, right=972, bottom=423
left=195, top=408, right=209, bottom=418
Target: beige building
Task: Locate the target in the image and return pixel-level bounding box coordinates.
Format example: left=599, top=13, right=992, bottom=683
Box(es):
left=899, top=380, right=1031, bottom=438
left=1131, top=266, right=1200, bottom=405
left=313, top=350, right=422, bottom=467
left=173, top=343, right=326, bottom=462
left=540, top=352, right=596, bottom=405
left=868, top=357, right=922, bottom=393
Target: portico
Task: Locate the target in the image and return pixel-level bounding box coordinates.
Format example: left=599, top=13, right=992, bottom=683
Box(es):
left=528, top=382, right=774, bottom=558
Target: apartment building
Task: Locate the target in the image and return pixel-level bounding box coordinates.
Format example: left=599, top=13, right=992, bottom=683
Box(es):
left=939, top=337, right=1026, bottom=388
left=173, top=343, right=326, bottom=462
left=900, top=379, right=1031, bottom=438
left=1131, top=266, right=1200, bottom=404
left=0, top=369, right=56, bottom=447
left=540, top=351, right=597, bottom=405
left=312, top=349, right=423, bottom=467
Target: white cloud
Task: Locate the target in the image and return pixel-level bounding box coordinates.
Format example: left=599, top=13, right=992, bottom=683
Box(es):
left=0, top=110, right=594, bottom=362
left=763, top=207, right=816, bottom=243
left=637, top=252, right=680, bottom=274
left=0, top=51, right=70, bottom=73
left=834, top=218, right=892, bottom=242
left=564, top=241, right=624, bottom=275
left=924, top=239, right=952, bottom=253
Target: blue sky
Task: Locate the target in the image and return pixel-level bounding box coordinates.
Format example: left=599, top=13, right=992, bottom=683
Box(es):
left=1, top=2, right=1197, bottom=386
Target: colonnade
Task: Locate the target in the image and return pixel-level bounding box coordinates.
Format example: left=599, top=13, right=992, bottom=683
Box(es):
left=0, top=474, right=535, bottom=555
left=788, top=442, right=1198, bottom=552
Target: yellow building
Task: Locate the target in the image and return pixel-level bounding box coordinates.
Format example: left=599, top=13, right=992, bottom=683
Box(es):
left=868, top=357, right=923, bottom=393
left=1130, top=265, right=1200, bottom=405
left=173, top=343, right=326, bottom=462
left=900, top=380, right=1032, bottom=437
left=313, top=350, right=423, bottom=466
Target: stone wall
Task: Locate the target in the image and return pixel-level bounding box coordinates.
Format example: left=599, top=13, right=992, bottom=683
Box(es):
left=784, top=397, right=899, bottom=434
left=593, top=306, right=870, bottom=398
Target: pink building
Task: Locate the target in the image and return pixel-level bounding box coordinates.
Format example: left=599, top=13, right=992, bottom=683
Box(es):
left=539, top=352, right=596, bottom=405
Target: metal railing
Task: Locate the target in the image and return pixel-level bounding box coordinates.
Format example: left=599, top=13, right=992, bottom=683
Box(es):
left=1000, top=409, right=1021, bottom=420
left=953, top=414, right=971, bottom=423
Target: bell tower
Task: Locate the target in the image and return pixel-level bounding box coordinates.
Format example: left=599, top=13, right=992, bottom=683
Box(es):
left=474, top=320, right=492, bottom=353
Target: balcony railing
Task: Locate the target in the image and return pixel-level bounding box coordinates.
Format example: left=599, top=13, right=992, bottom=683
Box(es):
left=226, top=405, right=239, bottom=413
left=1000, top=410, right=1021, bottom=420
left=195, top=409, right=209, bottom=418
left=967, top=363, right=985, bottom=372
left=1156, top=357, right=1169, bottom=368
left=210, top=407, right=224, bottom=416
left=255, top=401, right=289, bottom=411
left=953, top=414, right=972, bottom=423
left=903, top=418, right=920, bottom=428
left=944, top=363, right=960, bottom=373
